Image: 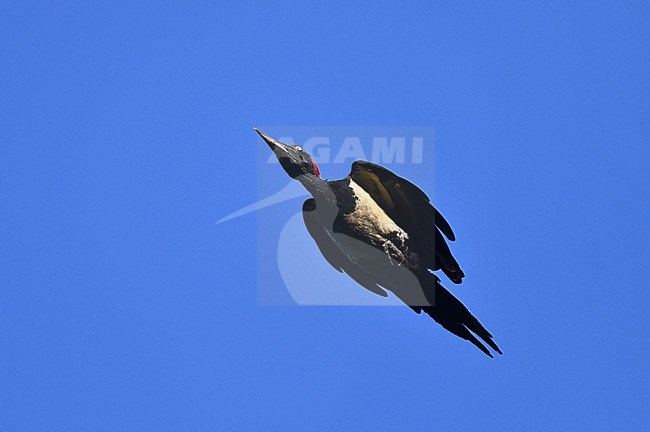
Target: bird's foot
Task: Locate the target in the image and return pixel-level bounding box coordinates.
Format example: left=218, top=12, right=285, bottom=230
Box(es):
left=383, top=241, right=405, bottom=267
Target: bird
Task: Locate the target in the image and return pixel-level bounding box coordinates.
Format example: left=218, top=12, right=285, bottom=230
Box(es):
left=255, top=128, right=502, bottom=357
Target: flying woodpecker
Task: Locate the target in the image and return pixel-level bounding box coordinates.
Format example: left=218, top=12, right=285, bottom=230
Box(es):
left=255, top=128, right=501, bottom=357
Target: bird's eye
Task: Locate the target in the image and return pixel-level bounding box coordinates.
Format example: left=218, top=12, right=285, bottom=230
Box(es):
left=294, top=145, right=303, bottom=152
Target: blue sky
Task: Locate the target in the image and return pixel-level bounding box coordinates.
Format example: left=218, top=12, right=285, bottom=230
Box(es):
left=2, top=1, right=649, bottom=431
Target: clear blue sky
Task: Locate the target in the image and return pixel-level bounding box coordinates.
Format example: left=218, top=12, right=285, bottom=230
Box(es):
left=2, top=2, right=649, bottom=431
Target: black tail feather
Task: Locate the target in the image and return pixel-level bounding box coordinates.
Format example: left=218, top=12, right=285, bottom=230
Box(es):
left=412, top=274, right=502, bottom=357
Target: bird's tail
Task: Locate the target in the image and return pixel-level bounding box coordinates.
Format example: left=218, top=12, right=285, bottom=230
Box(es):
left=411, top=273, right=502, bottom=357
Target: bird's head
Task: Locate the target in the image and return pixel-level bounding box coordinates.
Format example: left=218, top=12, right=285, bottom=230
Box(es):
left=255, top=128, right=321, bottom=179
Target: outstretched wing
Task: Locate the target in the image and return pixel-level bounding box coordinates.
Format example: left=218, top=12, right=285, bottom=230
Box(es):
left=349, top=160, right=465, bottom=284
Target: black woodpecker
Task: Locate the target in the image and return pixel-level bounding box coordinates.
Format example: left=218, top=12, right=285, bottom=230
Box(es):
left=255, top=128, right=501, bottom=357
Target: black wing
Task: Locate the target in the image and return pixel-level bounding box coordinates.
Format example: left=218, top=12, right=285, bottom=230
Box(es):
left=302, top=198, right=501, bottom=357
left=349, top=160, right=465, bottom=284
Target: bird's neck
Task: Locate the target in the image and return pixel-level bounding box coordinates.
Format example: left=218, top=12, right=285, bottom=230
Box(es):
left=298, top=174, right=337, bottom=211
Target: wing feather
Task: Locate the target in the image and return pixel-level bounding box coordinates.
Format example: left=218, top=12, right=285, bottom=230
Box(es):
left=349, top=161, right=464, bottom=283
